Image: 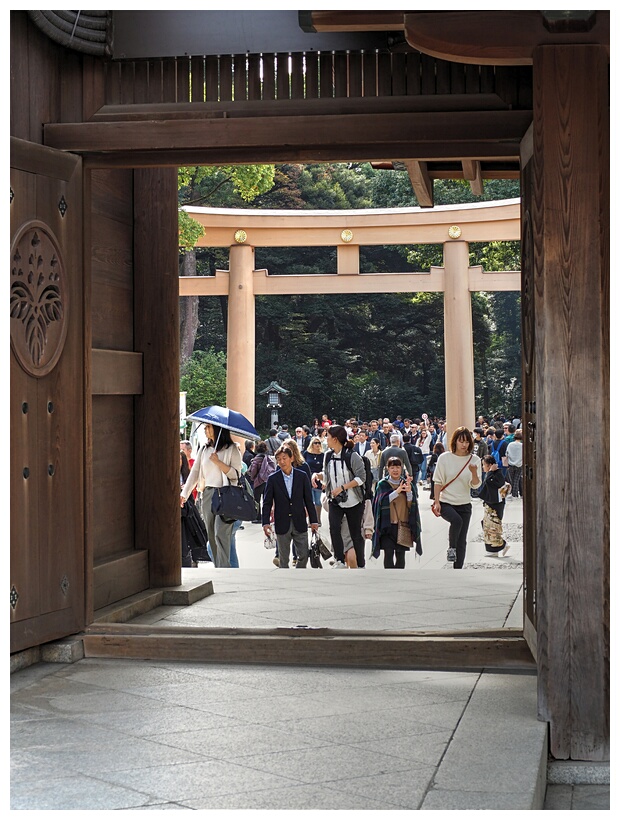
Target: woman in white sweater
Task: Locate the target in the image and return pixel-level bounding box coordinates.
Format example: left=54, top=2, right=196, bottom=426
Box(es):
left=180, top=423, right=242, bottom=568
left=431, top=426, right=482, bottom=569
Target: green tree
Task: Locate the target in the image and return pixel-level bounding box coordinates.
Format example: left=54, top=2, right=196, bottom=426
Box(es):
left=180, top=349, right=227, bottom=414
left=179, top=164, right=275, bottom=366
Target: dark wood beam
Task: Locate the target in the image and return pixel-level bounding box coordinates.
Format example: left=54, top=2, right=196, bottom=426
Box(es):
left=44, top=110, right=532, bottom=168
left=403, top=11, right=609, bottom=65
left=462, top=159, right=484, bottom=196
left=404, top=160, right=433, bottom=207
left=305, top=11, right=405, bottom=32
left=371, top=160, right=520, bottom=180
left=82, top=623, right=536, bottom=670
left=54, top=147, right=523, bottom=170
left=91, top=92, right=513, bottom=122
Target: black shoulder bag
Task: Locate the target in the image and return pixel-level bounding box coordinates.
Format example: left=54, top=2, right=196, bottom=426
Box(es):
left=211, top=469, right=259, bottom=522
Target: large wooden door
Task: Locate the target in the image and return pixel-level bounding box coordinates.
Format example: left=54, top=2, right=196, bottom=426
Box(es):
left=10, top=138, right=85, bottom=653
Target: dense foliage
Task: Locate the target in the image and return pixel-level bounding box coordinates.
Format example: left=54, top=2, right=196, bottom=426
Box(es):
left=180, top=348, right=227, bottom=413
left=181, top=163, right=522, bottom=429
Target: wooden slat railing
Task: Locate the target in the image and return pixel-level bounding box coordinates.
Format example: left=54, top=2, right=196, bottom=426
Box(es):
left=103, top=50, right=532, bottom=108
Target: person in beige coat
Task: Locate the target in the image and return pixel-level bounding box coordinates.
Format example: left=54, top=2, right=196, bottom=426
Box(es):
left=180, top=423, right=242, bottom=567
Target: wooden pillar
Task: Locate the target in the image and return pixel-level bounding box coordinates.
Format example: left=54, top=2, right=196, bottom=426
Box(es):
left=532, top=45, right=609, bottom=761
left=226, top=244, right=256, bottom=423
left=443, top=240, right=475, bottom=438
left=134, top=168, right=181, bottom=587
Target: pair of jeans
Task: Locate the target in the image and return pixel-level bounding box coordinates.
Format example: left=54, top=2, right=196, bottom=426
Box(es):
left=206, top=523, right=239, bottom=568
left=440, top=502, right=472, bottom=569
left=420, top=455, right=429, bottom=482
left=328, top=501, right=365, bottom=566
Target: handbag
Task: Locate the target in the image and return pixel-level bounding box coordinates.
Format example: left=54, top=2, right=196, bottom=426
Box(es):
left=312, top=530, right=332, bottom=560
left=397, top=521, right=414, bottom=548
left=309, top=533, right=323, bottom=568
left=211, top=469, right=259, bottom=522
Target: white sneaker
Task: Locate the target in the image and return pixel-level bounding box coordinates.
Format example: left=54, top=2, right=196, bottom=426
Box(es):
left=331, top=561, right=347, bottom=569
left=501, top=542, right=511, bottom=556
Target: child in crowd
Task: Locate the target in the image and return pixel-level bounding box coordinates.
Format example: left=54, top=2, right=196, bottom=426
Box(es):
left=479, top=455, right=511, bottom=557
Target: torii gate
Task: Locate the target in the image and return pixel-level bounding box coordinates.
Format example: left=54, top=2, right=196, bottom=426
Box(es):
left=180, top=199, right=520, bottom=433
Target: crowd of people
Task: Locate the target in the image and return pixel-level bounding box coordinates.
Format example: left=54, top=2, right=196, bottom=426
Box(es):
left=178, top=412, right=523, bottom=571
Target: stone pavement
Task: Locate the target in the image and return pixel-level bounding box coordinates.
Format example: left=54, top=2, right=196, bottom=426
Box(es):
left=10, top=495, right=609, bottom=810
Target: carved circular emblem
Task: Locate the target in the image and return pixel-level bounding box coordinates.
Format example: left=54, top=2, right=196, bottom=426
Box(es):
left=340, top=229, right=354, bottom=243
left=10, top=221, right=68, bottom=378
left=448, top=225, right=462, bottom=239
left=234, top=229, right=248, bottom=244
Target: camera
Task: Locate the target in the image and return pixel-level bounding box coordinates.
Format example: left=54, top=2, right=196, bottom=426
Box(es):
left=331, top=489, right=348, bottom=505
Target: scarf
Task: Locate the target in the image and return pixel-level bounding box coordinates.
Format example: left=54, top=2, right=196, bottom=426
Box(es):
left=371, top=478, right=422, bottom=557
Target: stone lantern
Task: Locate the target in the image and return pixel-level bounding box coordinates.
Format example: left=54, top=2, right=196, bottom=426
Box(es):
left=259, top=381, right=290, bottom=429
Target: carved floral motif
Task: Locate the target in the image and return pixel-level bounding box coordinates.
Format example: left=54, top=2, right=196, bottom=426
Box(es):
left=10, top=223, right=68, bottom=377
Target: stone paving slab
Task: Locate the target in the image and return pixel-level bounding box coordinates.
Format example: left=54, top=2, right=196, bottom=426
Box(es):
left=11, top=658, right=549, bottom=811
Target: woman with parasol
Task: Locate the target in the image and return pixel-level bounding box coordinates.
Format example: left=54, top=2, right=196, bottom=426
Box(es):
left=180, top=415, right=245, bottom=568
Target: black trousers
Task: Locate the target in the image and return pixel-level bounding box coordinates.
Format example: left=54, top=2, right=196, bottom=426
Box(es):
left=380, top=524, right=407, bottom=569
left=328, top=501, right=365, bottom=566
left=440, top=502, right=472, bottom=569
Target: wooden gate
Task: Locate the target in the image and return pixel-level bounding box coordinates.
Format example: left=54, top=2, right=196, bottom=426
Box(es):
left=10, top=138, right=85, bottom=653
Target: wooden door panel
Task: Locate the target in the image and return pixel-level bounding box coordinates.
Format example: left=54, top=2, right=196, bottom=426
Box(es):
left=10, top=138, right=84, bottom=652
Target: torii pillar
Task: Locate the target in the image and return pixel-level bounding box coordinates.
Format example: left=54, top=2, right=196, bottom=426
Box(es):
left=442, top=240, right=476, bottom=438
left=226, top=244, right=255, bottom=423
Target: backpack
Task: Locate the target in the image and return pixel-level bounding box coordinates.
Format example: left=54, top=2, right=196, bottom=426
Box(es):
left=257, top=453, right=276, bottom=484
left=325, top=448, right=373, bottom=501
left=491, top=440, right=504, bottom=468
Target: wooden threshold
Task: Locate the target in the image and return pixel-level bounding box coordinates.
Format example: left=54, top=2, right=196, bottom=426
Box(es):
left=81, top=623, right=535, bottom=671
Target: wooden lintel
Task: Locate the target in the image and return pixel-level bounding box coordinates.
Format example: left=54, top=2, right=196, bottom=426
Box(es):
left=69, top=145, right=523, bottom=170
left=462, top=160, right=484, bottom=196
left=185, top=201, right=521, bottom=249
left=403, top=11, right=609, bottom=66
left=468, top=269, right=521, bottom=292
left=180, top=268, right=521, bottom=297
left=404, top=160, right=434, bottom=208
left=43, top=110, right=532, bottom=159
left=180, top=271, right=446, bottom=297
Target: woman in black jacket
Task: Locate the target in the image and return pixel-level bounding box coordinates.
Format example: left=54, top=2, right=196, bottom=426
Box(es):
left=303, top=436, right=325, bottom=526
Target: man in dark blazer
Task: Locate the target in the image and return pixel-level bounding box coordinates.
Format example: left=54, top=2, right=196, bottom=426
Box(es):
left=262, top=444, right=319, bottom=568
left=353, top=430, right=372, bottom=458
